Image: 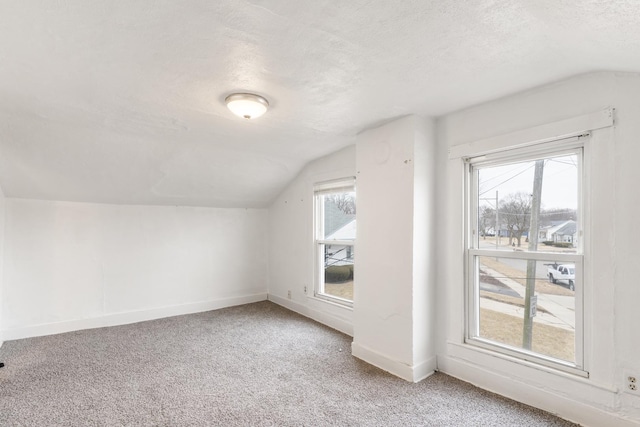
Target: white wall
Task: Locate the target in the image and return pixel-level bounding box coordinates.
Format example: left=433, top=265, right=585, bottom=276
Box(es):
left=0, top=184, right=6, bottom=345
left=268, top=145, right=356, bottom=335
left=412, top=117, right=437, bottom=377
left=436, top=71, right=640, bottom=426
left=1, top=199, right=268, bottom=339
left=352, top=115, right=437, bottom=382
left=268, top=117, right=438, bottom=382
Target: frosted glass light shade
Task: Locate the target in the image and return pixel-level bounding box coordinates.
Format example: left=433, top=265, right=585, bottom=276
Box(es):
left=225, top=93, right=269, bottom=119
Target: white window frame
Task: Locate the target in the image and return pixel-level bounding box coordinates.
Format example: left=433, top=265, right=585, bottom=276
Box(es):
left=313, top=177, right=356, bottom=307
left=465, top=139, right=587, bottom=376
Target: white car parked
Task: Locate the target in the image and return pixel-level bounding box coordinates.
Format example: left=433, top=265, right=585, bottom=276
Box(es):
left=546, top=263, right=575, bottom=291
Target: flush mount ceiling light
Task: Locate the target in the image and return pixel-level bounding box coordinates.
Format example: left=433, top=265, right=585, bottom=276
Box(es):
left=225, top=93, right=269, bottom=119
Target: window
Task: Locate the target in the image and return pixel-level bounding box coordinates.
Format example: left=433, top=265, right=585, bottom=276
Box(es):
left=314, top=178, right=356, bottom=305
left=466, top=142, right=585, bottom=373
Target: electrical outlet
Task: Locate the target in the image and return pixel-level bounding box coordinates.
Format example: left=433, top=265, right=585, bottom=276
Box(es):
left=304, top=285, right=307, bottom=294
left=287, top=290, right=291, bottom=299
left=628, top=375, right=637, bottom=391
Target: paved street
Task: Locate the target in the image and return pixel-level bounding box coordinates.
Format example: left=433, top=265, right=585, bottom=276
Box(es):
left=480, top=264, right=575, bottom=331
left=478, top=238, right=571, bottom=280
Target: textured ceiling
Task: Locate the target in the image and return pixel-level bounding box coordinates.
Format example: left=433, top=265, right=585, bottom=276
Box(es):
left=1, top=1, right=640, bottom=207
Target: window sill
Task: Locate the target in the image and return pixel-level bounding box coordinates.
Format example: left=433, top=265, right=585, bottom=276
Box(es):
left=309, top=293, right=354, bottom=310
left=451, top=339, right=589, bottom=379
left=442, top=340, right=620, bottom=419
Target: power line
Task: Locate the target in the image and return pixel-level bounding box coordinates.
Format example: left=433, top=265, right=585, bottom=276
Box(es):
left=479, top=156, right=577, bottom=197
left=547, top=159, right=576, bottom=166
left=479, top=164, right=535, bottom=196
left=479, top=163, right=532, bottom=187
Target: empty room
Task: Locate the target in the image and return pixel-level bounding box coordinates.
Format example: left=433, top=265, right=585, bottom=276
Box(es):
left=0, top=1, right=639, bottom=426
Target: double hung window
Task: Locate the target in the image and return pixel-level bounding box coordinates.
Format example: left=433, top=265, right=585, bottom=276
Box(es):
left=466, top=141, right=585, bottom=373
left=314, top=178, right=356, bottom=305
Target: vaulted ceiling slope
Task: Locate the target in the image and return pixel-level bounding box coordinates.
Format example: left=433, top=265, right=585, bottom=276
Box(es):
left=1, top=1, right=640, bottom=208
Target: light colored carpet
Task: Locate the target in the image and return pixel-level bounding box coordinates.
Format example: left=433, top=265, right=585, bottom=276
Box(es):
left=0, top=301, right=578, bottom=426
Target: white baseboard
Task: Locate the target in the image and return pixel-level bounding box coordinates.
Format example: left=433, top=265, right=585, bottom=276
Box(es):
left=1, top=293, right=268, bottom=341
left=268, top=294, right=353, bottom=336
left=352, top=341, right=436, bottom=383
left=270, top=294, right=436, bottom=383
left=412, top=355, right=438, bottom=382
left=438, top=354, right=640, bottom=427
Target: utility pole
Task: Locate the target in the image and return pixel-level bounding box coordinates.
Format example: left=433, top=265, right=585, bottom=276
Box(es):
left=495, top=191, right=499, bottom=249
left=523, top=160, right=544, bottom=349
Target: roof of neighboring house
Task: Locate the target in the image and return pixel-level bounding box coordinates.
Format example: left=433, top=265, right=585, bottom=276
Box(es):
left=324, top=200, right=355, bottom=238
left=541, top=220, right=576, bottom=236
left=540, top=220, right=571, bottom=231
left=326, top=219, right=356, bottom=241
left=552, top=221, right=577, bottom=236
left=549, top=220, right=569, bottom=227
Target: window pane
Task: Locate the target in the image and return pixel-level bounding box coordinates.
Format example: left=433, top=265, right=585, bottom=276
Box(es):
left=320, top=191, right=356, bottom=240
left=323, top=244, right=354, bottom=300
left=315, top=183, right=356, bottom=304
left=476, top=154, right=579, bottom=252
left=476, top=256, right=575, bottom=363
